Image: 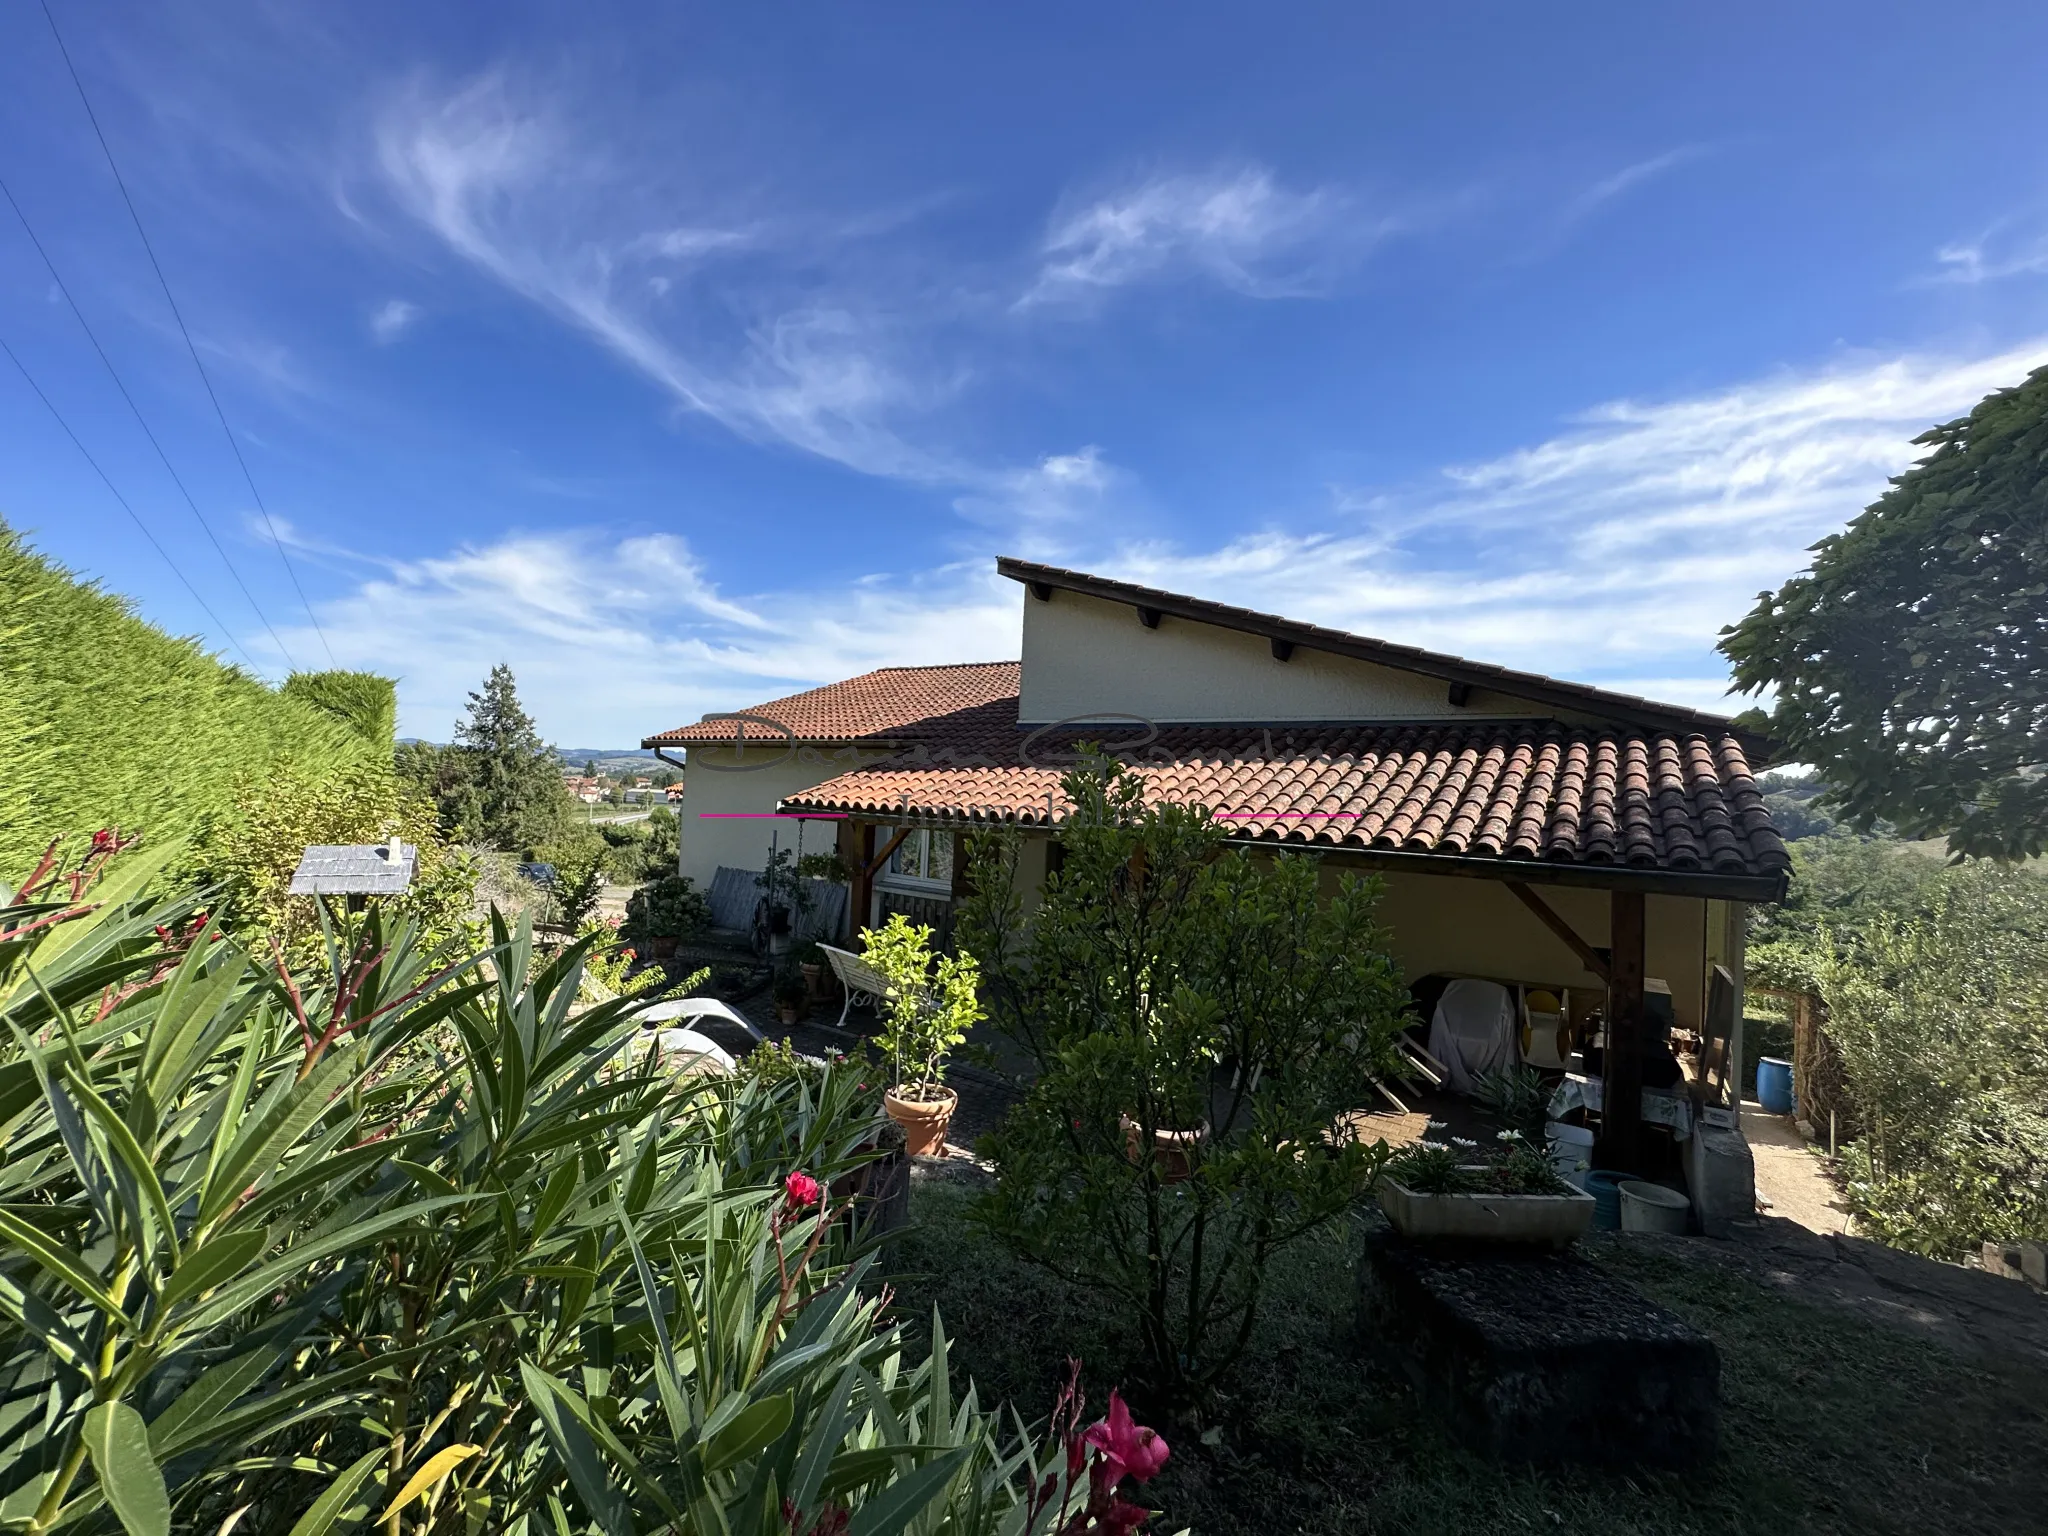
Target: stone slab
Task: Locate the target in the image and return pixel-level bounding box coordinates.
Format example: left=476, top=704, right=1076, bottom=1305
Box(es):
left=1358, top=1229, right=1719, bottom=1468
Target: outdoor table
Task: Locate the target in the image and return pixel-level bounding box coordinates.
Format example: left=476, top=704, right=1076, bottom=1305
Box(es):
left=1548, top=1072, right=1695, bottom=1142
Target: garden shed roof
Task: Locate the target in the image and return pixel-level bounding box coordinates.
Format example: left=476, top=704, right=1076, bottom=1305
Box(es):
left=288, top=842, right=417, bottom=896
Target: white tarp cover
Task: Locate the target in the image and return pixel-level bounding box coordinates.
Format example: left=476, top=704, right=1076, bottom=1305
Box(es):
left=1426, top=978, right=1519, bottom=1094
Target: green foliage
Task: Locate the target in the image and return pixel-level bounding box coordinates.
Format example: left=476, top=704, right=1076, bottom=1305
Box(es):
left=597, top=808, right=679, bottom=884
left=859, top=913, right=981, bottom=1092
left=1757, top=770, right=1836, bottom=841
left=1750, top=838, right=2048, bottom=1256
left=194, top=755, right=478, bottom=959
left=0, top=855, right=1063, bottom=1536
left=1471, top=1065, right=1552, bottom=1142
left=539, top=846, right=606, bottom=933
left=958, top=756, right=1408, bottom=1402
left=281, top=672, right=397, bottom=746
left=1386, top=1131, right=1571, bottom=1196
left=796, top=850, right=852, bottom=884
left=407, top=665, right=581, bottom=856
left=0, top=522, right=386, bottom=876
left=1721, top=365, right=2048, bottom=860
left=623, top=873, right=711, bottom=942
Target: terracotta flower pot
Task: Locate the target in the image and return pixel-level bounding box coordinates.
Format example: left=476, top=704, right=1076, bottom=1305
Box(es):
left=651, top=935, right=678, bottom=959
left=776, top=998, right=806, bottom=1026
left=801, top=961, right=826, bottom=1002
left=884, top=1084, right=958, bottom=1158
left=1120, top=1114, right=1209, bottom=1184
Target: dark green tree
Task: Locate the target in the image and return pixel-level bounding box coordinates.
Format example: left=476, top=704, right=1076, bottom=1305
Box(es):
left=1721, top=365, right=2048, bottom=859
left=393, top=738, right=475, bottom=839
left=450, top=663, right=575, bottom=854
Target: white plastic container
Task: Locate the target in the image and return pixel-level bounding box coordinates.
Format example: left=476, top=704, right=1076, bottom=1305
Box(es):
left=1545, top=1122, right=1596, bottom=1188
left=1618, top=1179, right=1691, bottom=1234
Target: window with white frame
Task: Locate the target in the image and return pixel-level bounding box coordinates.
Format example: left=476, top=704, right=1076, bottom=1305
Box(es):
left=881, top=828, right=953, bottom=890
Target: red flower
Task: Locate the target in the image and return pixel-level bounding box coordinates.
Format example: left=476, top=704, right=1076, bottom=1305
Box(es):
left=90, top=829, right=117, bottom=853
left=783, top=1170, right=822, bottom=1209
left=1083, top=1393, right=1170, bottom=1484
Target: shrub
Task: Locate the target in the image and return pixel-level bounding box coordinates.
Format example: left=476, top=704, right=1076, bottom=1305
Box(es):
left=0, top=846, right=1076, bottom=1536
left=860, top=912, right=982, bottom=1095
left=0, top=522, right=386, bottom=874
left=624, top=872, right=712, bottom=941
left=959, top=755, right=1409, bottom=1404
left=1808, top=894, right=2048, bottom=1255
left=281, top=669, right=398, bottom=743
left=195, top=754, right=479, bottom=958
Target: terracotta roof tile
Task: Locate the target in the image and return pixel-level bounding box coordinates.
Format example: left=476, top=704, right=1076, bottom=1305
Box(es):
left=642, top=662, right=1020, bottom=747
left=778, top=700, right=1790, bottom=887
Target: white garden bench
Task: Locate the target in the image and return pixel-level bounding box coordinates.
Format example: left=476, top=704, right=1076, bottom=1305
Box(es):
left=817, top=943, right=893, bottom=1029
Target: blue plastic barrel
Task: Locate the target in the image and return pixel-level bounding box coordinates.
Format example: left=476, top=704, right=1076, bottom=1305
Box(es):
left=1757, top=1057, right=1795, bottom=1115
left=1584, top=1169, right=1630, bottom=1231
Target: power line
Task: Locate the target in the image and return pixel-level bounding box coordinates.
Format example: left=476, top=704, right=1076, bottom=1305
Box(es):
left=41, top=0, right=337, bottom=670
left=0, top=328, right=262, bottom=673
left=0, top=175, right=298, bottom=673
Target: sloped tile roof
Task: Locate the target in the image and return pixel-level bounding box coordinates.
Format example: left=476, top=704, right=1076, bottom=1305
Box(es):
left=779, top=704, right=1790, bottom=888
left=642, top=661, right=1022, bottom=747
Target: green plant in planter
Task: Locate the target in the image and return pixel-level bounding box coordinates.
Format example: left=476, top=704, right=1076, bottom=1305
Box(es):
left=1473, top=1063, right=1553, bottom=1142
left=1387, top=1128, right=1574, bottom=1196
left=795, top=849, right=852, bottom=884
left=623, top=870, right=710, bottom=940
left=860, top=912, right=982, bottom=1098
left=773, top=960, right=810, bottom=1012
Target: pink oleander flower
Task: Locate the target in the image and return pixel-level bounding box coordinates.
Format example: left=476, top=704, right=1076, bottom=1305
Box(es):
left=783, top=1169, right=821, bottom=1209
left=90, top=828, right=117, bottom=853
left=1084, top=1392, right=1170, bottom=1484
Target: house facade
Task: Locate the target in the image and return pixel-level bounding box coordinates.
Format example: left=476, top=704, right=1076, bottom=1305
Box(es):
left=645, top=557, right=1787, bottom=1170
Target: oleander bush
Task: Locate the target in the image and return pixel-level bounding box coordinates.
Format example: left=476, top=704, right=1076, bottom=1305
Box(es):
left=0, top=837, right=1104, bottom=1536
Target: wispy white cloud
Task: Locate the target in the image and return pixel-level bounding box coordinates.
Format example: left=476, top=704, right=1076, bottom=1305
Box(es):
left=1930, top=218, right=2048, bottom=284
left=368, top=72, right=967, bottom=485
left=1023, top=166, right=1365, bottom=305
left=292, top=338, right=2048, bottom=741
left=271, top=529, right=1018, bottom=743
left=1557, top=146, right=1707, bottom=228
left=370, top=297, right=420, bottom=341
left=1109, top=339, right=2048, bottom=703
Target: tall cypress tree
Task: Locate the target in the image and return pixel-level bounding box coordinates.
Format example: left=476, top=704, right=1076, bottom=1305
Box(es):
left=452, top=664, right=572, bottom=854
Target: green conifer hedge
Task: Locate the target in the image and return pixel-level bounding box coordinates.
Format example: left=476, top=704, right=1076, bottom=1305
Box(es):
left=0, top=523, right=386, bottom=876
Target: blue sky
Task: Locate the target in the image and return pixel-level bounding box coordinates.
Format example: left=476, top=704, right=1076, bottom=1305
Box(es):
left=5, top=2, right=2047, bottom=745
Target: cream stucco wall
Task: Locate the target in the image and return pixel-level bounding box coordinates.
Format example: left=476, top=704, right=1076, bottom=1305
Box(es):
left=1018, top=589, right=1606, bottom=726
left=674, top=745, right=892, bottom=892
left=1331, top=865, right=1713, bottom=1032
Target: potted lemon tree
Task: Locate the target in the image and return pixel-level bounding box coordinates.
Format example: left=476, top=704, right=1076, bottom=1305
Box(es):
left=860, top=912, right=983, bottom=1156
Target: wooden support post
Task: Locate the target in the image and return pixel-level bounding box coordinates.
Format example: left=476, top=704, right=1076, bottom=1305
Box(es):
left=847, top=823, right=878, bottom=944
left=1601, top=889, right=1647, bottom=1172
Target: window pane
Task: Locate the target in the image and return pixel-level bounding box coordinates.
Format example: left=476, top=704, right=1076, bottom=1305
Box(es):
left=889, top=830, right=921, bottom=878
left=928, top=832, right=953, bottom=884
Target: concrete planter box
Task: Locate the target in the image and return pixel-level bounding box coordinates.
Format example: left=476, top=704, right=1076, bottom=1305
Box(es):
left=1379, top=1179, right=1596, bottom=1249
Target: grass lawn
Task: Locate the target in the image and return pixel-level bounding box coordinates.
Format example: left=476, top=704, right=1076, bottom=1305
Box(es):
left=889, top=1177, right=2047, bottom=1536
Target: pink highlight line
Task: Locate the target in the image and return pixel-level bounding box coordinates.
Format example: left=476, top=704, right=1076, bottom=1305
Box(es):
left=1216, top=810, right=1363, bottom=820
left=697, top=812, right=847, bottom=819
